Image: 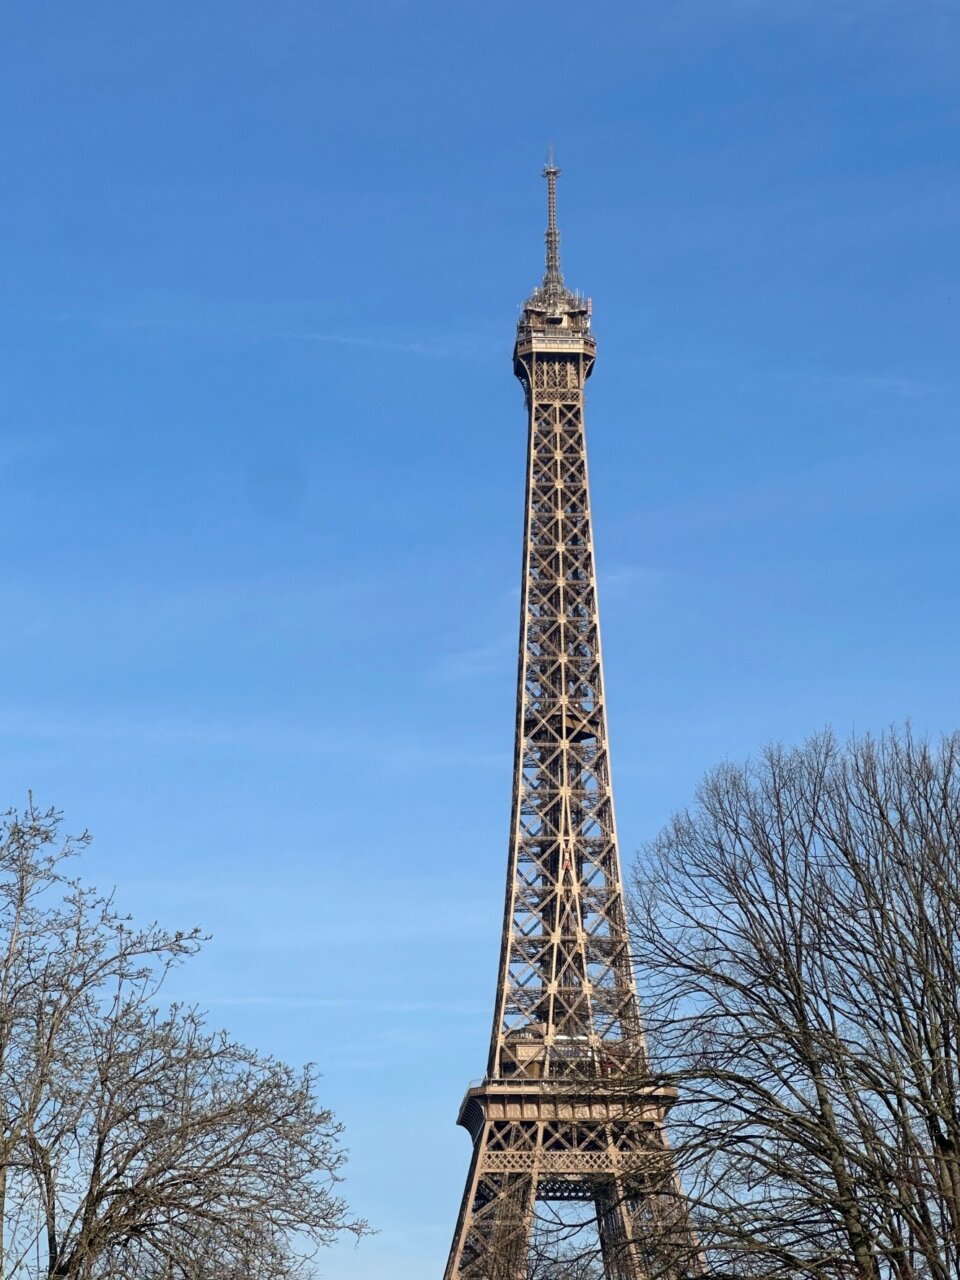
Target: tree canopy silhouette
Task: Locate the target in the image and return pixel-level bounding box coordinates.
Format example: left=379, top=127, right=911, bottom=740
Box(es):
left=631, top=727, right=960, bottom=1280
left=0, top=801, right=367, bottom=1280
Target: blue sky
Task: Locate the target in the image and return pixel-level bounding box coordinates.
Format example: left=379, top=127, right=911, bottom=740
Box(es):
left=1, top=1, right=959, bottom=1276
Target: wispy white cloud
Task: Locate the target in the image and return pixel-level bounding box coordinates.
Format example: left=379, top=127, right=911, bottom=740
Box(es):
left=763, top=368, right=945, bottom=402
left=53, top=294, right=331, bottom=339
left=50, top=293, right=502, bottom=361
left=0, top=433, right=57, bottom=464
left=434, top=635, right=514, bottom=681
left=650, top=353, right=948, bottom=402
left=666, top=0, right=957, bottom=23
left=600, top=564, right=668, bottom=595
left=0, top=705, right=509, bottom=774
left=187, top=994, right=485, bottom=1016
left=294, top=330, right=502, bottom=360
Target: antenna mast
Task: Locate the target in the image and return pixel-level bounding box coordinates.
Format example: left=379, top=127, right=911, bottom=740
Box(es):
left=543, top=145, right=564, bottom=293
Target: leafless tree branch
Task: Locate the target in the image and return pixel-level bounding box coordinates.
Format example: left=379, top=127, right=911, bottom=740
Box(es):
left=629, top=727, right=960, bottom=1280
left=0, top=800, right=368, bottom=1280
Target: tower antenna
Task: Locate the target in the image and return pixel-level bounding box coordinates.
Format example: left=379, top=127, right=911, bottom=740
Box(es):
left=543, top=144, right=563, bottom=291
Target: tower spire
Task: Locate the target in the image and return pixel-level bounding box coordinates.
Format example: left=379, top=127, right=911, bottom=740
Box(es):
left=542, top=145, right=564, bottom=292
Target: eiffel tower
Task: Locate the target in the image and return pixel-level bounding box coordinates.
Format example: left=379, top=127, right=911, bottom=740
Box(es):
left=442, top=159, right=698, bottom=1280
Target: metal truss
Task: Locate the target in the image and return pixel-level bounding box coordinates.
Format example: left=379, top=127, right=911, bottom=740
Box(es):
left=443, top=162, right=700, bottom=1280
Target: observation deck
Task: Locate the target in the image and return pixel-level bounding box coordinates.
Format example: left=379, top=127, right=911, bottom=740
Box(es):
left=514, top=287, right=596, bottom=379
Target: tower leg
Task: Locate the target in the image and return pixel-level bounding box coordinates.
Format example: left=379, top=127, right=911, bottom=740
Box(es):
left=444, top=1125, right=537, bottom=1280
left=596, top=1178, right=645, bottom=1280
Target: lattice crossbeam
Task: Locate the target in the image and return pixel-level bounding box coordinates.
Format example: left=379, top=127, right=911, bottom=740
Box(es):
left=484, top=349, right=639, bottom=1080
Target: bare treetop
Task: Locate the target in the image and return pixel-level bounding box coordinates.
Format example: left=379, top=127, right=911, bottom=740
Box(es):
left=631, top=726, right=960, bottom=1280
left=0, top=801, right=368, bottom=1280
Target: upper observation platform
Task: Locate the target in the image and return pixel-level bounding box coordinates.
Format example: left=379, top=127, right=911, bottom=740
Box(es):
left=514, top=151, right=597, bottom=371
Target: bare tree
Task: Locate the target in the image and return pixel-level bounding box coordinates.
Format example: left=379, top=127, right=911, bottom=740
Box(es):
left=0, top=801, right=367, bottom=1279
left=629, top=727, right=960, bottom=1280
left=524, top=1202, right=606, bottom=1280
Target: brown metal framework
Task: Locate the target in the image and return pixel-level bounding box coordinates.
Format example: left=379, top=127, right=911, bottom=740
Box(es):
left=443, top=161, right=697, bottom=1280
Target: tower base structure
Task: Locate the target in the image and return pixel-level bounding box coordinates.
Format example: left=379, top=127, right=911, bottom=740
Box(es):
left=444, top=1077, right=687, bottom=1280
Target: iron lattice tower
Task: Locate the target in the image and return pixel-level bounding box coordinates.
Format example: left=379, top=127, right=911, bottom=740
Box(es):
left=443, top=161, right=697, bottom=1280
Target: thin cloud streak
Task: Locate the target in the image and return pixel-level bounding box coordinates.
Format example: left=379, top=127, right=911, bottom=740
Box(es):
left=0, top=706, right=509, bottom=773
left=296, top=330, right=500, bottom=359
left=190, top=994, right=486, bottom=1016
left=48, top=294, right=503, bottom=360
left=645, top=354, right=947, bottom=402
